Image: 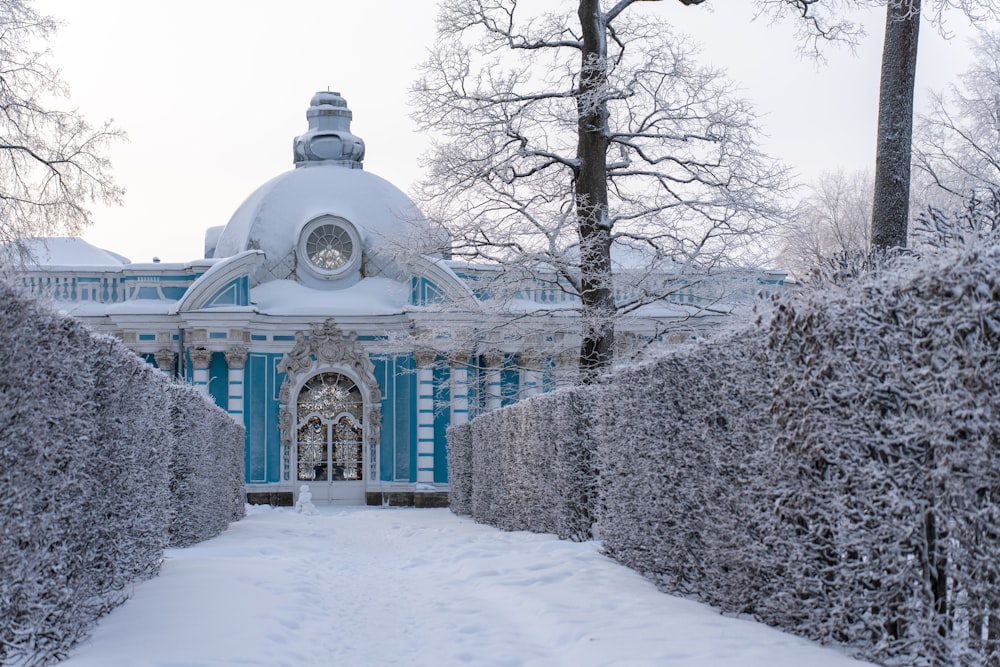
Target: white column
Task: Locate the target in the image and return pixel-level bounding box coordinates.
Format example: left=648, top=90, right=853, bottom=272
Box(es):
left=449, top=352, right=471, bottom=425
left=415, top=350, right=437, bottom=487
left=189, top=348, right=212, bottom=395
left=483, top=351, right=504, bottom=411
left=518, top=353, right=543, bottom=399
left=153, top=349, right=176, bottom=376
left=224, top=345, right=248, bottom=420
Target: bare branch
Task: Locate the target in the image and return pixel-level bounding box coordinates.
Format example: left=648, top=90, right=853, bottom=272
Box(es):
left=0, top=0, right=124, bottom=265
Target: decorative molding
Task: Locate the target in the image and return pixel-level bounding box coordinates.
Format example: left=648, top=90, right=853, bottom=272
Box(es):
left=224, top=345, right=248, bottom=369
left=516, top=352, right=545, bottom=370
left=153, top=349, right=177, bottom=372
left=174, top=250, right=262, bottom=312
left=189, top=347, right=213, bottom=369
left=449, top=351, right=473, bottom=367
left=187, top=329, right=208, bottom=344
left=276, top=319, right=382, bottom=482
left=481, top=351, right=505, bottom=369
left=414, top=349, right=437, bottom=367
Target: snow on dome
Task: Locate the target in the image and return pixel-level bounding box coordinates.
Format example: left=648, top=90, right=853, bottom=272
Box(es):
left=212, top=92, right=428, bottom=289
left=19, top=237, right=130, bottom=267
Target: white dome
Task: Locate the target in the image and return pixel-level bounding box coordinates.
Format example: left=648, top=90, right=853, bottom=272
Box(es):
left=214, top=164, right=424, bottom=256
left=211, top=92, right=428, bottom=289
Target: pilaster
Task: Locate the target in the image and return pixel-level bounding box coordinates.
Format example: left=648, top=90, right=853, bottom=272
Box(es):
left=449, top=351, right=472, bottom=425
left=517, top=352, right=545, bottom=398
left=414, top=349, right=438, bottom=487
left=189, top=347, right=213, bottom=395
left=482, top=351, right=505, bottom=412
left=553, top=350, right=579, bottom=389
left=224, top=345, right=248, bottom=419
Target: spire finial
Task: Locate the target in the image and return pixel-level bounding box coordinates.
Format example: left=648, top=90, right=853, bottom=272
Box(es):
left=292, top=91, right=365, bottom=168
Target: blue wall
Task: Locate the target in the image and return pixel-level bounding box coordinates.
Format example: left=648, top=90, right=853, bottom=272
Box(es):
left=240, top=352, right=456, bottom=487
left=373, top=355, right=416, bottom=483
left=208, top=352, right=228, bottom=411
left=245, top=353, right=283, bottom=484
left=433, top=364, right=451, bottom=483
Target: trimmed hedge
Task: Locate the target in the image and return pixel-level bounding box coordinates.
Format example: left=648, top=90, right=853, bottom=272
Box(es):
left=758, top=244, right=1000, bottom=665
left=451, top=240, right=1000, bottom=666
left=0, top=283, right=245, bottom=665
left=596, top=335, right=780, bottom=616
left=445, top=422, right=472, bottom=516
left=466, top=387, right=596, bottom=541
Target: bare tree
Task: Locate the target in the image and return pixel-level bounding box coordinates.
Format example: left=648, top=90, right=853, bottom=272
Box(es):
left=780, top=168, right=873, bottom=276
left=869, top=0, right=921, bottom=251
left=761, top=0, right=999, bottom=252
left=0, top=0, right=124, bottom=265
left=913, top=29, right=1000, bottom=204
left=412, top=0, right=792, bottom=382
left=867, top=0, right=999, bottom=251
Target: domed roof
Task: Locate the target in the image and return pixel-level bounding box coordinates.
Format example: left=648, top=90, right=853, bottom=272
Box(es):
left=212, top=92, right=427, bottom=288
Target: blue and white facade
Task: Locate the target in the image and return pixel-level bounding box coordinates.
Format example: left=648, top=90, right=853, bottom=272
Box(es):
left=14, top=92, right=785, bottom=506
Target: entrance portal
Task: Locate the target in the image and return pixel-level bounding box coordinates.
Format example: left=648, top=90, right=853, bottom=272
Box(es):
left=295, top=372, right=365, bottom=503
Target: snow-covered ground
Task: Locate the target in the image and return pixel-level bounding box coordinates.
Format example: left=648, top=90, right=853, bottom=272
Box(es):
left=61, top=506, right=872, bottom=667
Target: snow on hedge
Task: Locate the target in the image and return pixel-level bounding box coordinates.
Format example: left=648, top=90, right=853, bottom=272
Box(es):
left=760, top=243, right=1000, bottom=665
left=0, top=283, right=245, bottom=666
left=445, top=422, right=472, bottom=516
left=452, top=238, right=1000, bottom=666
left=596, top=333, right=781, bottom=618
left=465, top=387, right=596, bottom=541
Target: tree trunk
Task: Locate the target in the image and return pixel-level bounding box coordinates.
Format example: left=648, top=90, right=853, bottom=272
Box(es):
left=871, top=0, right=921, bottom=251
left=576, top=0, right=616, bottom=383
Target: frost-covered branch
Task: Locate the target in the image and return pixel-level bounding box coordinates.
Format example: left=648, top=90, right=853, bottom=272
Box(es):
left=0, top=1, right=124, bottom=265
left=411, top=0, right=788, bottom=379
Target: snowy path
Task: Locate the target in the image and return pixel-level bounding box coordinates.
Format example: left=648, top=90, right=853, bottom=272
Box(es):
left=61, top=506, right=872, bottom=667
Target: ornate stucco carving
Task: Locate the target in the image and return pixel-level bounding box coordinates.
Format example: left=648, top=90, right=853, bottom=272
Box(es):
left=481, top=351, right=506, bottom=369
left=276, top=319, right=382, bottom=481
left=516, top=352, right=546, bottom=371
left=189, top=347, right=213, bottom=369
left=187, top=329, right=208, bottom=344
left=153, top=349, right=177, bottom=372
left=414, top=349, right=438, bottom=368
left=449, top=350, right=473, bottom=367
left=224, top=345, right=248, bottom=369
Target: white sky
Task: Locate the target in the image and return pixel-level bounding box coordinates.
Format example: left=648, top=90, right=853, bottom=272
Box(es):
left=59, top=506, right=873, bottom=666
left=35, top=0, right=982, bottom=263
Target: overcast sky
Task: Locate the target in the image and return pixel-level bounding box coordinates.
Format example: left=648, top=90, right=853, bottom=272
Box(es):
left=35, top=0, right=981, bottom=264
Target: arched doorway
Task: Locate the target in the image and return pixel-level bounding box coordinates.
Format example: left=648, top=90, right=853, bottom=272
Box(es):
left=295, top=372, right=365, bottom=503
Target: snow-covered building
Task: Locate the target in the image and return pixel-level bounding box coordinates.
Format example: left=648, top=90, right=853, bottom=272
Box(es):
left=11, top=92, right=785, bottom=506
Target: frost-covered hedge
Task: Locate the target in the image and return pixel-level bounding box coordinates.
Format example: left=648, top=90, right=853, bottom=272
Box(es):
left=0, top=283, right=245, bottom=665
left=168, top=385, right=246, bottom=546
left=465, top=387, right=596, bottom=541
left=758, top=244, right=1000, bottom=665
left=453, top=240, right=1000, bottom=666
left=596, top=335, right=782, bottom=616
left=445, top=422, right=473, bottom=516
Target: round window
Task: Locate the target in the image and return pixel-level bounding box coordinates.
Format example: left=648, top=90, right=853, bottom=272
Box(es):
left=299, top=217, right=359, bottom=278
